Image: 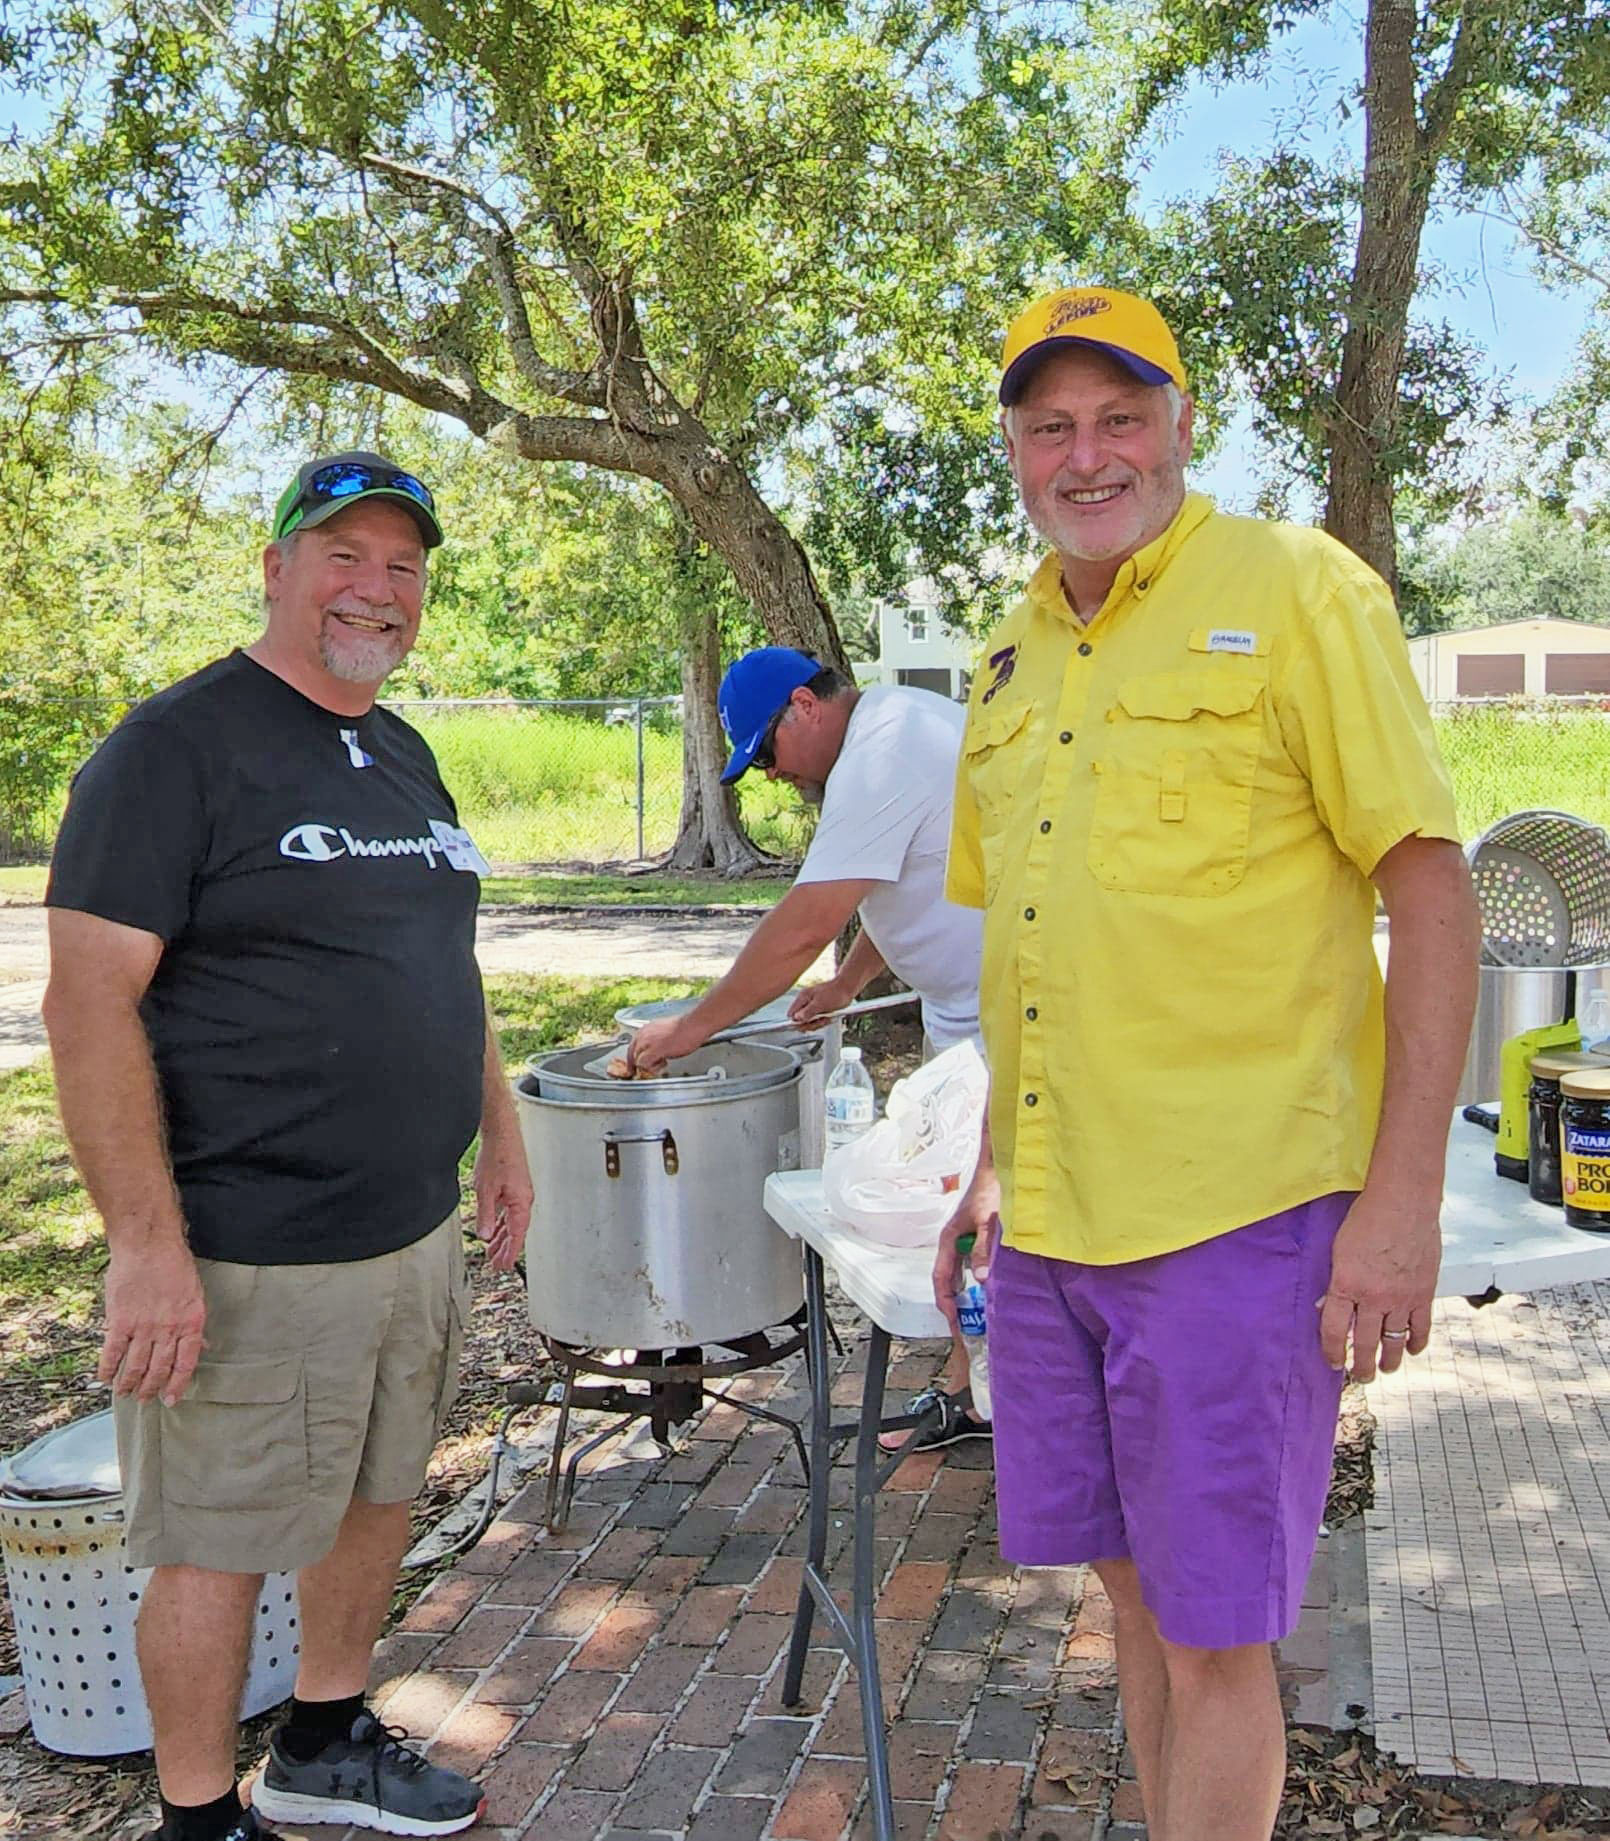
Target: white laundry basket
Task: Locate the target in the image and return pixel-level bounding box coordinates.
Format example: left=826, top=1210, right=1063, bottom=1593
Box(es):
left=0, top=1410, right=299, bottom=1754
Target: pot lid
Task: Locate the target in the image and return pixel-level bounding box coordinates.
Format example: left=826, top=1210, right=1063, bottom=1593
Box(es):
left=0, top=1408, right=120, bottom=1501
left=523, top=1040, right=801, bottom=1107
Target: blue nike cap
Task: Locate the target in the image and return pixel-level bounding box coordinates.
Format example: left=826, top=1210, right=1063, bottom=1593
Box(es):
left=719, top=647, right=822, bottom=784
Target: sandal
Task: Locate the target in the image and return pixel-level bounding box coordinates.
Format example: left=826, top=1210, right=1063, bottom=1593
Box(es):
left=878, top=1385, right=993, bottom=1453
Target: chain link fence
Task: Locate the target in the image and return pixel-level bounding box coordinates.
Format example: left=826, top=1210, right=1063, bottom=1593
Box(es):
left=1430, top=699, right=1610, bottom=840
left=4, top=690, right=1607, bottom=867
left=392, top=697, right=687, bottom=864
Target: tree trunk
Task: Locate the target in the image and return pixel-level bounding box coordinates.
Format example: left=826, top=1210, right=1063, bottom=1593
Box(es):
left=663, top=594, right=781, bottom=873
left=660, top=434, right=850, bottom=674
left=1323, top=0, right=1433, bottom=595
left=649, top=441, right=842, bottom=872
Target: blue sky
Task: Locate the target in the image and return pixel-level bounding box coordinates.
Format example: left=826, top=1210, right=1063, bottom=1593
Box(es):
left=1132, top=11, right=1598, bottom=511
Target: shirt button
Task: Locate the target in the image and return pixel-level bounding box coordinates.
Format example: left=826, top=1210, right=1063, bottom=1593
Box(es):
left=1059, top=730, right=1073, bottom=744
left=1025, top=1006, right=1038, bottom=1021
left=1039, top=820, right=1051, bottom=834
left=1024, top=1092, right=1039, bottom=1107
left=1024, top=906, right=1036, bottom=920
left=1077, top=641, right=1092, bottom=657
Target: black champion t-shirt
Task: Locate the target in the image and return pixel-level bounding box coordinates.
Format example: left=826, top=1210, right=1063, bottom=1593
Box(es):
left=46, top=652, right=486, bottom=1264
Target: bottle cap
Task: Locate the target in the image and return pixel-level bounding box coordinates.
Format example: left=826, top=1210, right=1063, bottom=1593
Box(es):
left=841, top=1046, right=862, bottom=1062
left=957, top=1233, right=976, bottom=1254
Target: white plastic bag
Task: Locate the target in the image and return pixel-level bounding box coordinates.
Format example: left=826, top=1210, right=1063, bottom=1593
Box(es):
left=822, top=1039, right=987, bottom=1247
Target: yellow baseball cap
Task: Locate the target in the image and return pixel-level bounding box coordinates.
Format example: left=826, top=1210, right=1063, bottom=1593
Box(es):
left=999, top=286, right=1187, bottom=404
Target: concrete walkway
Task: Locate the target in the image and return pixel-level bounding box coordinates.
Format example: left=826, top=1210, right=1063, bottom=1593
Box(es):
left=1368, top=1282, right=1610, bottom=1786
left=0, top=906, right=800, bottom=1074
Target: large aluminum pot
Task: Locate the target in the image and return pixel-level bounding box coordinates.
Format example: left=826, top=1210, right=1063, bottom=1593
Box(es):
left=516, top=1041, right=805, bottom=1348
left=615, top=993, right=841, bottom=1169
left=1459, top=963, right=1610, bottom=1105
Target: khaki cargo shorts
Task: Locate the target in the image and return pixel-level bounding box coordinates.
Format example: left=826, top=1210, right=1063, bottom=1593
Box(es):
left=114, top=1214, right=470, bottom=1575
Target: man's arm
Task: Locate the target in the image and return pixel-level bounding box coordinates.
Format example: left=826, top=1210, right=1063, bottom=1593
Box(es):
left=472, top=1010, right=534, bottom=1270
left=41, top=909, right=205, bottom=1406
left=789, top=926, right=888, bottom=1027
left=1319, top=836, right=1480, bottom=1380
left=627, top=877, right=875, bottom=1069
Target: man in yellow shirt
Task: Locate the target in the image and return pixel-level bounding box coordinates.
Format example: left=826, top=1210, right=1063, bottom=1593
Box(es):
left=933, top=287, right=1479, bottom=1841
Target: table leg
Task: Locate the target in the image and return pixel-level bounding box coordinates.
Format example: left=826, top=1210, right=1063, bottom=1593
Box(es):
left=855, top=1324, right=896, bottom=1841
left=783, top=1245, right=833, bottom=1706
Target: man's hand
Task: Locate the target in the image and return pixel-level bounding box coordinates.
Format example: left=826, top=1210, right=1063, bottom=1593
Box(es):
left=99, top=1238, right=206, bottom=1406
left=473, top=1124, right=534, bottom=1272
left=788, top=976, right=854, bottom=1030
left=1317, top=1186, right=1441, bottom=1382
left=626, top=1015, right=701, bottom=1073
left=932, top=1179, right=1003, bottom=1334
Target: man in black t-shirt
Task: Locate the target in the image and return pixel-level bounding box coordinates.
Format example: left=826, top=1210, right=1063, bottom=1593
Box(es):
left=44, top=452, right=534, bottom=1841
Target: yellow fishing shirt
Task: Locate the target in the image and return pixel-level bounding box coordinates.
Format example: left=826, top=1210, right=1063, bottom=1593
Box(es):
left=947, top=494, right=1460, bottom=1264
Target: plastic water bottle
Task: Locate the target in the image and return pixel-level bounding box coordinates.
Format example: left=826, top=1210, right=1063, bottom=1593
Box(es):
left=824, top=1045, right=875, bottom=1154
left=956, top=1278, right=991, bottom=1419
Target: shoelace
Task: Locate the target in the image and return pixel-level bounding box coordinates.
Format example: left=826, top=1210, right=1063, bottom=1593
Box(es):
left=360, top=1716, right=434, bottom=1800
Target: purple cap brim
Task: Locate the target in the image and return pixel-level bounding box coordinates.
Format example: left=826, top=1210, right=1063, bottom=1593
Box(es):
left=999, top=338, right=1173, bottom=405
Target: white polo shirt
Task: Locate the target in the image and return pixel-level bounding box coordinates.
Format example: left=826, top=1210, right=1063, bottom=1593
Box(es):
left=796, top=685, right=982, bottom=1049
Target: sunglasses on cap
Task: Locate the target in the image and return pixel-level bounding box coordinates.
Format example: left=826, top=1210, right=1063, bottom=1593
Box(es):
left=276, top=461, right=436, bottom=541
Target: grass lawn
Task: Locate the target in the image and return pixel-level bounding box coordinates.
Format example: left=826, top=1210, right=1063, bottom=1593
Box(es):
left=0, top=866, right=47, bottom=904
left=480, top=868, right=789, bottom=908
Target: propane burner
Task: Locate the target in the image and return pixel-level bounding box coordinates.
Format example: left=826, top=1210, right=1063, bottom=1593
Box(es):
left=507, top=1312, right=813, bottom=1531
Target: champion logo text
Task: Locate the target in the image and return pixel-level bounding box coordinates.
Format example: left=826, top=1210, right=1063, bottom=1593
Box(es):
left=279, top=822, right=447, bottom=868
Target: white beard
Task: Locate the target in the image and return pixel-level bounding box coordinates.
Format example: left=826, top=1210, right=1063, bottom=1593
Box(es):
left=319, top=612, right=408, bottom=685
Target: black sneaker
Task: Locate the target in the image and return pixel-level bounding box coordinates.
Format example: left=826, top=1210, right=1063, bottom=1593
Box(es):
left=143, top=1809, right=278, bottom=1841
left=879, top=1384, right=993, bottom=1453
left=253, top=1710, right=486, bottom=1837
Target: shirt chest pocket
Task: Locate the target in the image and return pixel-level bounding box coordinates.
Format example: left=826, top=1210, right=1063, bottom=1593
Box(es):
left=1087, top=669, right=1266, bottom=896
left=963, top=701, right=1034, bottom=902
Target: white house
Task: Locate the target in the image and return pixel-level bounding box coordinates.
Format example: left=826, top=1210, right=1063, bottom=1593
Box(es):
left=1406, top=618, right=1610, bottom=702
left=863, top=579, right=979, bottom=700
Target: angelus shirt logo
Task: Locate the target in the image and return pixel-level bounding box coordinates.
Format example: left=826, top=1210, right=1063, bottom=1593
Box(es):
left=279, top=822, right=447, bottom=868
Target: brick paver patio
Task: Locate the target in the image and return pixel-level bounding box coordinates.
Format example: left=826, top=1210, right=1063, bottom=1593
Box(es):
left=248, top=1282, right=1360, bottom=1841
left=257, top=1303, right=1140, bottom=1841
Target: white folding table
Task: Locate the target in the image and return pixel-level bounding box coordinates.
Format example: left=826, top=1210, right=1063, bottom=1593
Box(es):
left=763, top=1110, right=1610, bottom=1841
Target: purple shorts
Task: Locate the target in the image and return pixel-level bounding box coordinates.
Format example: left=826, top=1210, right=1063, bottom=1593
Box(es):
left=989, top=1192, right=1351, bottom=1650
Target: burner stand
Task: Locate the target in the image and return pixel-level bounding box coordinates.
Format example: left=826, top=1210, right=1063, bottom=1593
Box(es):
left=507, top=1311, right=820, bottom=1532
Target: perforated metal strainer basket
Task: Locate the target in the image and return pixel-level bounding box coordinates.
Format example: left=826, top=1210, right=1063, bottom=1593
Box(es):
left=1467, top=809, right=1610, bottom=969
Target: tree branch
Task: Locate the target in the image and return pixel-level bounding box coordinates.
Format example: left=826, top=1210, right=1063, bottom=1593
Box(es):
left=1419, top=0, right=1496, bottom=156
left=353, top=150, right=607, bottom=409
left=0, top=284, right=677, bottom=481
left=1485, top=192, right=1610, bottom=294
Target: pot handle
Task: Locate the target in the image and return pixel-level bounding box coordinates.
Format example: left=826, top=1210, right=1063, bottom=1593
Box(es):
left=603, top=1128, right=679, bottom=1178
